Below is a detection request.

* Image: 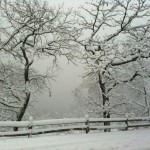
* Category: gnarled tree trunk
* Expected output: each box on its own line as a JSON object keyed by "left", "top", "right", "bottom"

{"left": 14, "top": 92, "right": 31, "bottom": 131}
{"left": 98, "top": 73, "right": 110, "bottom": 132}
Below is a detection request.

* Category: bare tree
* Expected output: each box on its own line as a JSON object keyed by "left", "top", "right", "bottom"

{"left": 0, "top": 61, "right": 50, "bottom": 121}
{"left": 72, "top": 0, "right": 150, "bottom": 129}
{"left": 74, "top": 71, "right": 150, "bottom": 119}
{"left": 0, "top": 0, "right": 76, "bottom": 128}
{"left": 0, "top": 62, "right": 23, "bottom": 122}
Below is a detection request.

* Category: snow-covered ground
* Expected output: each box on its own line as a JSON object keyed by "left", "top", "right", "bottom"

{"left": 0, "top": 129, "right": 150, "bottom": 150}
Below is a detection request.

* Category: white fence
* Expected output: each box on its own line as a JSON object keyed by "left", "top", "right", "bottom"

{"left": 0, "top": 115, "right": 150, "bottom": 137}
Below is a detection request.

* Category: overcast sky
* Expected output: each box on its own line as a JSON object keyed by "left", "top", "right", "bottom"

{"left": 30, "top": 0, "right": 87, "bottom": 119}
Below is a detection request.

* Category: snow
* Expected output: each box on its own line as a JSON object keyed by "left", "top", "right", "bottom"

{"left": 0, "top": 129, "right": 150, "bottom": 150}
{"left": 89, "top": 117, "right": 150, "bottom": 122}
{"left": 0, "top": 125, "right": 87, "bottom": 136}
{"left": 0, "top": 118, "right": 86, "bottom": 127}
{"left": 89, "top": 117, "right": 127, "bottom": 122}
{"left": 90, "top": 125, "right": 127, "bottom": 130}
{"left": 0, "top": 117, "right": 149, "bottom": 127}
{"left": 0, "top": 121, "right": 29, "bottom": 127}
{"left": 33, "top": 118, "right": 86, "bottom": 126}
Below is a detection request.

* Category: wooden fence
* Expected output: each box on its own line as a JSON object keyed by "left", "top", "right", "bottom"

{"left": 0, "top": 115, "right": 150, "bottom": 137}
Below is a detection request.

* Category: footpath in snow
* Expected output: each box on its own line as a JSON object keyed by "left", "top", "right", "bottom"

{"left": 0, "top": 129, "right": 150, "bottom": 150}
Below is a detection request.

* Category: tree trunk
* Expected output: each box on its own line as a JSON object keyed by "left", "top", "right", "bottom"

{"left": 98, "top": 73, "right": 110, "bottom": 132}
{"left": 13, "top": 57, "right": 32, "bottom": 131}
{"left": 14, "top": 92, "right": 31, "bottom": 131}
{"left": 103, "top": 110, "right": 110, "bottom": 132}
{"left": 144, "top": 86, "right": 150, "bottom": 117}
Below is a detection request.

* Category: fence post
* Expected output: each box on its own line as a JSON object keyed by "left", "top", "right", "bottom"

{"left": 28, "top": 116, "right": 33, "bottom": 138}
{"left": 125, "top": 118, "right": 128, "bottom": 131}
{"left": 85, "top": 114, "right": 89, "bottom": 134}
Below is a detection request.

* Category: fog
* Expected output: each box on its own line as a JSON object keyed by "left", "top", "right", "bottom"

{"left": 31, "top": 57, "right": 85, "bottom": 118}
{"left": 18, "top": 0, "right": 87, "bottom": 118}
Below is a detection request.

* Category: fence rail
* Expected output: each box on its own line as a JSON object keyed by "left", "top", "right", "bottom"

{"left": 0, "top": 115, "right": 150, "bottom": 137}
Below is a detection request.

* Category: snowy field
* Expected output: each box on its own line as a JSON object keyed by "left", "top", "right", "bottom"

{"left": 0, "top": 129, "right": 150, "bottom": 150}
